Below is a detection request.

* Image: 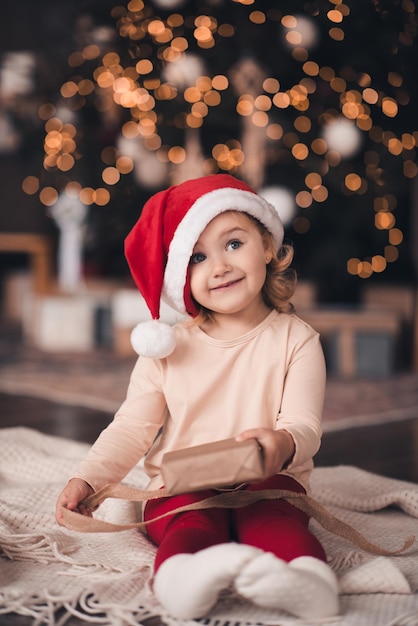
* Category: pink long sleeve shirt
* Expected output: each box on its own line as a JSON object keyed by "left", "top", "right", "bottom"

{"left": 74, "top": 310, "right": 326, "bottom": 493}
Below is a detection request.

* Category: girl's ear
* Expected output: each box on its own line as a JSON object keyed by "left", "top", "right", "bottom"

{"left": 265, "top": 253, "right": 272, "bottom": 264}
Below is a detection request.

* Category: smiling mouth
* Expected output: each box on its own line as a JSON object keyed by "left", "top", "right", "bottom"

{"left": 211, "top": 278, "right": 243, "bottom": 291}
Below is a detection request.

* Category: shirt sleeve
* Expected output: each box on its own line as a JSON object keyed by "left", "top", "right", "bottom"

{"left": 73, "top": 356, "right": 167, "bottom": 491}
{"left": 275, "top": 329, "right": 326, "bottom": 470}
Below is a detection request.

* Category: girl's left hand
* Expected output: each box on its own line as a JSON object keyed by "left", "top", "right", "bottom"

{"left": 236, "top": 428, "right": 295, "bottom": 478}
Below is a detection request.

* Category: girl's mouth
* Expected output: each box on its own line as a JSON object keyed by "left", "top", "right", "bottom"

{"left": 211, "top": 278, "right": 243, "bottom": 291}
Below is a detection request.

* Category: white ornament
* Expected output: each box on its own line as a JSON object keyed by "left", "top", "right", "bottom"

{"left": 282, "top": 15, "right": 320, "bottom": 50}
{"left": 117, "top": 135, "right": 168, "bottom": 188}
{"left": 322, "top": 118, "right": 363, "bottom": 158}
{"left": 260, "top": 186, "right": 296, "bottom": 226}
{"left": 162, "top": 54, "right": 206, "bottom": 89}
{"left": 153, "top": 0, "right": 187, "bottom": 9}
{"left": 49, "top": 193, "right": 88, "bottom": 293}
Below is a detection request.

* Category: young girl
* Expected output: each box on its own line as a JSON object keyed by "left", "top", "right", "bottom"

{"left": 56, "top": 174, "right": 339, "bottom": 620}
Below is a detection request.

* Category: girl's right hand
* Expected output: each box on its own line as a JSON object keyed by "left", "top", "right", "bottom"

{"left": 55, "top": 478, "right": 94, "bottom": 525}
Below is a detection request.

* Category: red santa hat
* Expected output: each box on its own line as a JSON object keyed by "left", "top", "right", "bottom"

{"left": 125, "top": 173, "right": 284, "bottom": 358}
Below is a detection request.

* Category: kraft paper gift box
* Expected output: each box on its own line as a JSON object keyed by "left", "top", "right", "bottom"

{"left": 161, "top": 438, "right": 264, "bottom": 495}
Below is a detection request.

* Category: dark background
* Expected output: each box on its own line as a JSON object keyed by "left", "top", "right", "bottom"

{"left": 1, "top": 0, "right": 417, "bottom": 302}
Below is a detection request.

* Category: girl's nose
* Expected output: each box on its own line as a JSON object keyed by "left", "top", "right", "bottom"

{"left": 212, "top": 254, "right": 231, "bottom": 276}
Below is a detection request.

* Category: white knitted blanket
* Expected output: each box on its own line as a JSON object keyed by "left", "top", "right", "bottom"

{"left": 1, "top": 427, "right": 418, "bottom": 626}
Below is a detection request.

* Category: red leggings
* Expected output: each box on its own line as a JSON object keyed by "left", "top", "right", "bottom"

{"left": 143, "top": 475, "right": 326, "bottom": 572}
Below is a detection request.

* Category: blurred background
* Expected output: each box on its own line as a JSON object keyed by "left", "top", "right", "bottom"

{"left": 1, "top": 0, "right": 418, "bottom": 479}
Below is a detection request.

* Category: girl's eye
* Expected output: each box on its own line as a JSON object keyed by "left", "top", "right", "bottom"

{"left": 190, "top": 252, "right": 206, "bottom": 265}
{"left": 227, "top": 239, "right": 242, "bottom": 251}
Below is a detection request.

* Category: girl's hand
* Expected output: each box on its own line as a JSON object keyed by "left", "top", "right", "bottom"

{"left": 55, "top": 478, "right": 94, "bottom": 525}
{"left": 236, "top": 428, "right": 295, "bottom": 478}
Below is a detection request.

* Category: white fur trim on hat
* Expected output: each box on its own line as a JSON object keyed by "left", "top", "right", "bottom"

{"left": 162, "top": 187, "right": 284, "bottom": 314}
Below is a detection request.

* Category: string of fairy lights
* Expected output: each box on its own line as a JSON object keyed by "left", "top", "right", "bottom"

{"left": 21, "top": 0, "right": 418, "bottom": 282}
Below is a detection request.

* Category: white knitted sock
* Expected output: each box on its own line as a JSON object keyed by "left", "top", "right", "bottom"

{"left": 235, "top": 553, "right": 339, "bottom": 619}
{"left": 153, "top": 543, "right": 262, "bottom": 620}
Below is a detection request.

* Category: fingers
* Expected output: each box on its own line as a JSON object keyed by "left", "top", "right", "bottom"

{"left": 55, "top": 479, "right": 94, "bottom": 525}
{"left": 236, "top": 428, "right": 264, "bottom": 442}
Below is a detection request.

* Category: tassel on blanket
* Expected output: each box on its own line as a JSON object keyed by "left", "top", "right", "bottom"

{"left": 61, "top": 483, "right": 415, "bottom": 557}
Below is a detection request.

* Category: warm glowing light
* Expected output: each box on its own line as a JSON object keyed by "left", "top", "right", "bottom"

{"left": 263, "top": 78, "right": 280, "bottom": 93}
{"left": 266, "top": 124, "right": 283, "bottom": 140}
{"left": 327, "top": 9, "right": 343, "bottom": 23}
{"left": 329, "top": 27, "right": 344, "bottom": 41}
{"left": 78, "top": 79, "right": 95, "bottom": 96}
{"left": 296, "top": 190, "right": 313, "bottom": 208}
{"left": 204, "top": 90, "right": 221, "bottom": 106}
{"left": 127, "top": 0, "right": 144, "bottom": 10}
{"left": 83, "top": 45, "right": 100, "bottom": 61}
{"left": 184, "top": 87, "right": 202, "bottom": 103}
{"left": 191, "top": 101, "right": 208, "bottom": 117}
{"left": 195, "top": 76, "right": 211, "bottom": 92}
{"left": 40, "top": 187, "right": 59, "bottom": 206}
{"left": 292, "top": 143, "right": 309, "bottom": 160}
{"left": 255, "top": 95, "right": 272, "bottom": 111}
{"left": 79, "top": 187, "right": 96, "bottom": 205}
{"left": 95, "top": 188, "right": 111, "bottom": 206}
{"left": 371, "top": 255, "right": 387, "bottom": 273}
{"left": 103, "top": 52, "right": 120, "bottom": 67}
{"left": 294, "top": 116, "right": 311, "bottom": 132}
{"left": 22, "top": 176, "right": 39, "bottom": 195}
{"left": 252, "top": 111, "right": 269, "bottom": 127}
{"left": 311, "top": 138, "right": 327, "bottom": 154}
{"left": 212, "top": 75, "right": 228, "bottom": 90}
{"left": 311, "top": 186, "right": 328, "bottom": 202}
{"left": 375, "top": 211, "right": 396, "bottom": 229}
{"left": 384, "top": 245, "right": 399, "bottom": 262}
{"left": 381, "top": 97, "right": 398, "bottom": 118}
{"left": 61, "top": 82, "right": 78, "bottom": 98}
{"left": 347, "top": 258, "right": 361, "bottom": 275}
{"left": 148, "top": 19, "right": 165, "bottom": 37}
{"left": 388, "top": 72, "right": 403, "bottom": 87}
{"left": 302, "top": 61, "right": 319, "bottom": 76}
{"left": 56, "top": 154, "right": 75, "bottom": 171}
{"left": 389, "top": 228, "right": 403, "bottom": 245}
{"left": 249, "top": 11, "right": 266, "bottom": 24}
{"left": 96, "top": 70, "right": 115, "bottom": 89}
{"left": 272, "top": 92, "right": 290, "bottom": 108}
{"left": 387, "top": 138, "right": 403, "bottom": 155}
{"left": 404, "top": 161, "right": 418, "bottom": 178}
{"left": 236, "top": 96, "right": 254, "bottom": 116}
{"left": 136, "top": 59, "right": 153, "bottom": 74}
{"left": 38, "top": 103, "right": 56, "bottom": 120}
{"left": 216, "top": 23, "right": 233, "bottom": 37}
{"left": 305, "top": 173, "right": 322, "bottom": 189}
{"left": 102, "top": 167, "right": 120, "bottom": 185}
{"left": 168, "top": 146, "right": 186, "bottom": 163}
{"left": 362, "top": 88, "right": 378, "bottom": 104}
{"left": 344, "top": 173, "right": 362, "bottom": 191}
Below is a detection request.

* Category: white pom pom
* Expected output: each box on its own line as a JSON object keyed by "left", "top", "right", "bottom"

{"left": 130, "top": 320, "right": 176, "bottom": 358}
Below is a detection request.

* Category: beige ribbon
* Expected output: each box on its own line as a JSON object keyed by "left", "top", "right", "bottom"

{"left": 61, "top": 482, "right": 415, "bottom": 557}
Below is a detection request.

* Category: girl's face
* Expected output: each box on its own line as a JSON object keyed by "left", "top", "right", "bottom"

{"left": 189, "top": 211, "right": 272, "bottom": 321}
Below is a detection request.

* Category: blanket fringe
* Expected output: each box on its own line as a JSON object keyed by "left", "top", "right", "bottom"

{"left": 0, "top": 533, "right": 79, "bottom": 564}
{"left": 1, "top": 587, "right": 160, "bottom": 626}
